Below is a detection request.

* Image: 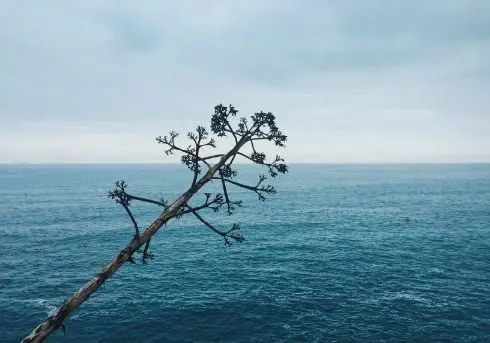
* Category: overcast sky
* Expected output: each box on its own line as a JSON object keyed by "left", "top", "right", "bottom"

{"left": 1, "top": 1, "right": 489, "bottom": 163}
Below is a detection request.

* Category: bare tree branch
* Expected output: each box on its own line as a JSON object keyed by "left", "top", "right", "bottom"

{"left": 141, "top": 237, "right": 154, "bottom": 264}
{"left": 211, "top": 176, "right": 276, "bottom": 201}
{"left": 108, "top": 181, "right": 140, "bottom": 238}
{"left": 186, "top": 204, "right": 244, "bottom": 246}
{"left": 156, "top": 133, "right": 212, "bottom": 169}
{"left": 127, "top": 194, "right": 167, "bottom": 207}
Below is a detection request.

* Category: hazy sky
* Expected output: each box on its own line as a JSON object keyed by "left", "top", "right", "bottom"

{"left": 1, "top": 1, "right": 489, "bottom": 163}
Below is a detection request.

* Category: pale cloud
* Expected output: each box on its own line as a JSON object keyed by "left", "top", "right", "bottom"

{"left": 0, "top": 0, "right": 489, "bottom": 163}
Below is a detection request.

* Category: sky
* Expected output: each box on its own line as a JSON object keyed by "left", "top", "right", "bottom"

{"left": 1, "top": 0, "right": 489, "bottom": 163}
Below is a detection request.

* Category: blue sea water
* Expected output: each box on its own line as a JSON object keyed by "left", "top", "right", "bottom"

{"left": 0, "top": 164, "right": 489, "bottom": 342}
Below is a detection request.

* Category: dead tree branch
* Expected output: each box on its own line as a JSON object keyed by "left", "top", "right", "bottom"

{"left": 22, "top": 104, "right": 288, "bottom": 342}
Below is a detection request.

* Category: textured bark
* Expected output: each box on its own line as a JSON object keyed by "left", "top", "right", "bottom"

{"left": 21, "top": 140, "right": 246, "bottom": 343}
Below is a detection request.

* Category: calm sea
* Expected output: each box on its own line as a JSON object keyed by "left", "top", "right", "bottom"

{"left": 0, "top": 164, "right": 489, "bottom": 342}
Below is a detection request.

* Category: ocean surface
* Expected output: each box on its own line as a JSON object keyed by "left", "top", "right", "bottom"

{"left": 0, "top": 164, "right": 489, "bottom": 343}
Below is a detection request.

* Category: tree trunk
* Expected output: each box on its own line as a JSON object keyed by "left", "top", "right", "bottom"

{"left": 22, "top": 140, "right": 245, "bottom": 342}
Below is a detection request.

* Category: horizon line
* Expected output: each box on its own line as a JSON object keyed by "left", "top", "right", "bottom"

{"left": 1, "top": 161, "right": 489, "bottom": 165}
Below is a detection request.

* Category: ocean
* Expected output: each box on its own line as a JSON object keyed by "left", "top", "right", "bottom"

{"left": 0, "top": 164, "right": 489, "bottom": 342}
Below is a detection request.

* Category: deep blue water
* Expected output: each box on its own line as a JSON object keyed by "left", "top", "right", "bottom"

{"left": 0, "top": 164, "right": 489, "bottom": 342}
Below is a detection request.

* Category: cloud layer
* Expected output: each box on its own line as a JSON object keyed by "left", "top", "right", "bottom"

{"left": 1, "top": 1, "right": 489, "bottom": 162}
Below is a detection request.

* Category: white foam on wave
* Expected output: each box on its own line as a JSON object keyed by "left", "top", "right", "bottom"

{"left": 428, "top": 267, "right": 444, "bottom": 274}
{"left": 382, "top": 291, "right": 429, "bottom": 304}
{"left": 10, "top": 298, "right": 59, "bottom": 315}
